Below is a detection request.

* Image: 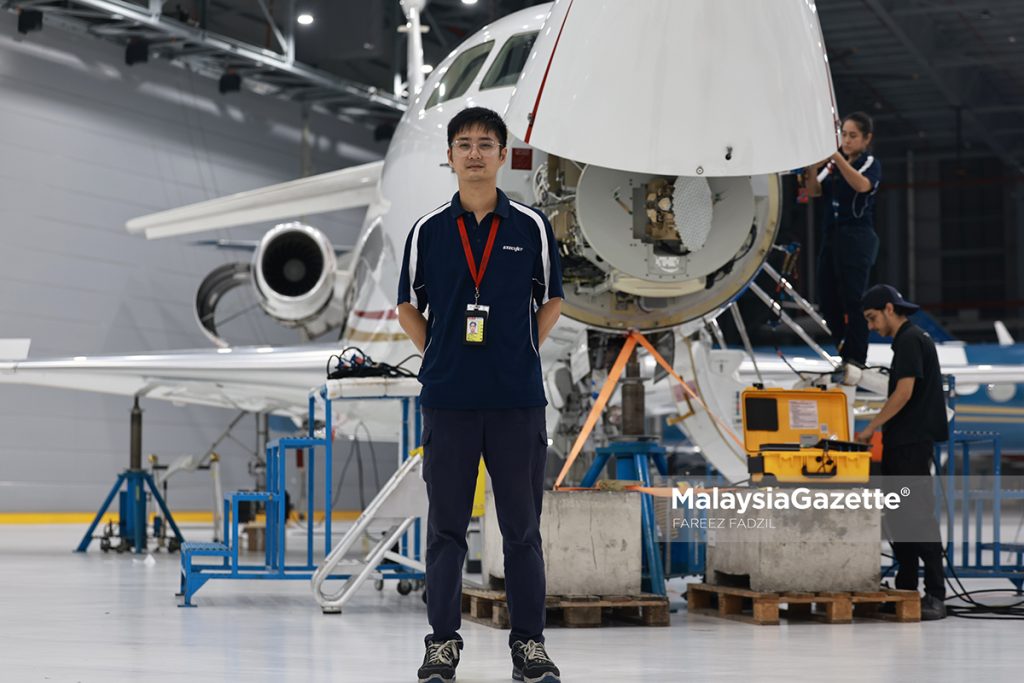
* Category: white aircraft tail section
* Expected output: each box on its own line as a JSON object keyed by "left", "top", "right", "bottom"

{"left": 995, "top": 321, "right": 1015, "bottom": 346}
{"left": 125, "top": 160, "right": 384, "bottom": 239}
{"left": 0, "top": 339, "right": 31, "bottom": 361}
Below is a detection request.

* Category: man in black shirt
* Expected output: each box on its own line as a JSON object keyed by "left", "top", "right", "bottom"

{"left": 855, "top": 284, "right": 949, "bottom": 620}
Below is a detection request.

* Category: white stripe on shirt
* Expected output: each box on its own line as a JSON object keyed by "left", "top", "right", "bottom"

{"left": 510, "top": 201, "right": 551, "bottom": 304}
{"left": 406, "top": 202, "right": 450, "bottom": 309}
{"left": 860, "top": 155, "right": 880, "bottom": 193}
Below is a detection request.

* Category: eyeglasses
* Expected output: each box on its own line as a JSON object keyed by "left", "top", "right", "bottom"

{"left": 450, "top": 139, "right": 502, "bottom": 156}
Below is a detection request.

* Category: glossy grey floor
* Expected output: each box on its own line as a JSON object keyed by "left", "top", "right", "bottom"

{"left": 1, "top": 525, "right": 1022, "bottom": 682}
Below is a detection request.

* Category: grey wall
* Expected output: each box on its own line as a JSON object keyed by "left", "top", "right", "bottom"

{"left": 0, "top": 21, "right": 395, "bottom": 512}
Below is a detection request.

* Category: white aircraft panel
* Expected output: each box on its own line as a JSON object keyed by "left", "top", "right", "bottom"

{"left": 505, "top": 0, "right": 838, "bottom": 176}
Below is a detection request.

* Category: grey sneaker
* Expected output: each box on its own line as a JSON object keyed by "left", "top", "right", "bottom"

{"left": 921, "top": 594, "right": 947, "bottom": 621}
{"left": 418, "top": 638, "right": 462, "bottom": 683}
{"left": 511, "top": 640, "right": 560, "bottom": 683}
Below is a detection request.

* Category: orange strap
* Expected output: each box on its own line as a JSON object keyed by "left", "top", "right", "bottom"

{"left": 553, "top": 485, "right": 680, "bottom": 497}
{"left": 631, "top": 332, "right": 745, "bottom": 451}
{"left": 552, "top": 334, "right": 637, "bottom": 489}
{"left": 552, "top": 330, "right": 745, "bottom": 491}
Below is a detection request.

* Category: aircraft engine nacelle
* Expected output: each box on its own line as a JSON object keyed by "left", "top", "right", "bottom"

{"left": 530, "top": 155, "right": 780, "bottom": 331}
{"left": 252, "top": 222, "right": 349, "bottom": 338}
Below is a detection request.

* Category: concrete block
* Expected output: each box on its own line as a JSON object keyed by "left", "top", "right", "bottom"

{"left": 703, "top": 490, "right": 881, "bottom": 593}
{"left": 482, "top": 490, "right": 642, "bottom": 595}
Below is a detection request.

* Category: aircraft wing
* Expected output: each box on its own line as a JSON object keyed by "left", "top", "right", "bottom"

{"left": 126, "top": 160, "right": 385, "bottom": 240}
{"left": 0, "top": 343, "right": 420, "bottom": 418}
{"left": 738, "top": 354, "right": 1024, "bottom": 386}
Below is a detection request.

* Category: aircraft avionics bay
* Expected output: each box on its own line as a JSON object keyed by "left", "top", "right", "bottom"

{"left": 1, "top": 1, "right": 1023, "bottom": 681}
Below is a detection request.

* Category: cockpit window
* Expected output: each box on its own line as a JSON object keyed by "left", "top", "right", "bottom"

{"left": 425, "top": 41, "right": 495, "bottom": 109}
{"left": 480, "top": 32, "right": 539, "bottom": 90}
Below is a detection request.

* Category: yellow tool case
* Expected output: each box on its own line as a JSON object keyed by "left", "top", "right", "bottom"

{"left": 741, "top": 386, "right": 871, "bottom": 484}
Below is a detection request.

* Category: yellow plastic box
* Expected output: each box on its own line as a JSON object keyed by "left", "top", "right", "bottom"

{"left": 741, "top": 386, "right": 870, "bottom": 484}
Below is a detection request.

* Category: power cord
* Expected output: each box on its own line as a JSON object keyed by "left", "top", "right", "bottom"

{"left": 941, "top": 549, "right": 1024, "bottom": 620}
{"left": 769, "top": 326, "right": 815, "bottom": 381}
{"left": 326, "top": 347, "right": 419, "bottom": 380}
{"left": 895, "top": 473, "right": 1024, "bottom": 619}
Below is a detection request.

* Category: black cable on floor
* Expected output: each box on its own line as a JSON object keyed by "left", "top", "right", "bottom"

{"left": 942, "top": 553, "right": 1024, "bottom": 620}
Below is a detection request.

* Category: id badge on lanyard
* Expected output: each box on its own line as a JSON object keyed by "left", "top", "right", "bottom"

{"left": 464, "top": 304, "right": 489, "bottom": 345}
{"left": 457, "top": 214, "right": 500, "bottom": 347}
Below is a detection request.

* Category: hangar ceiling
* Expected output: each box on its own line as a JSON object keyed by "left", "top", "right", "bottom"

{"left": 3, "top": 0, "right": 1023, "bottom": 160}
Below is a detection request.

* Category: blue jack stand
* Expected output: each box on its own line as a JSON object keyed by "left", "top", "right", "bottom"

{"left": 580, "top": 441, "right": 669, "bottom": 595}
{"left": 76, "top": 469, "right": 185, "bottom": 554}
{"left": 75, "top": 397, "right": 184, "bottom": 554}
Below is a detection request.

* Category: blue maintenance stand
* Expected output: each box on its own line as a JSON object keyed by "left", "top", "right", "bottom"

{"left": 76, "top": 397, "right": 185, "bottom": 554}
{"left": 76, "top": 469, "right": 185, "bottom": 554}
{"left": 924, "top": 375, "right": 1024, "bottom": 589}
{"left": 178, "top": 385, "right": 424, "bottom": 606}
{"left": 579, "top": 440, "right": 669, "bottom": 595}
{"left": 935, "top": 429, "right": 1024, "bottom": 588}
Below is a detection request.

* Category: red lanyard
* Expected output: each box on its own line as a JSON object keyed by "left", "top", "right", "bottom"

{"left": 456, "top": 214, "right": 500, "bottom": 304}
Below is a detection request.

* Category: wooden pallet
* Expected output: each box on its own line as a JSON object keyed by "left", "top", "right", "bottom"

{"left": 686, "top": 583, "right": 921, "bottom": 624}
{"left": 461, "top": 586, "right": 670, "bottom": 628}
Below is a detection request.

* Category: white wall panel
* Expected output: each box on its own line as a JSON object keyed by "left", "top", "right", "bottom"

{"left": 0, "top": 20, "right": 391, "bottom": 512}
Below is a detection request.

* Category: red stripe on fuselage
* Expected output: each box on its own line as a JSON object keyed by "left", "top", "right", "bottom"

{"left": 524, "top": 0, "right": 576, "bottom": 144}
{"left": 353, "top": 309, "right": 399, "bottom": 319}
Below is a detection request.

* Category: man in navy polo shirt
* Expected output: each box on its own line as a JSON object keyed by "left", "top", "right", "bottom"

{"left": 398, "top": 107, "right": 563, "bottom": 683}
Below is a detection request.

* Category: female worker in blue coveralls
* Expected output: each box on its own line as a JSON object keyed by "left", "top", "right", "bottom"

{"left": 805, "top": 112, "right": 882, "bottom": 367}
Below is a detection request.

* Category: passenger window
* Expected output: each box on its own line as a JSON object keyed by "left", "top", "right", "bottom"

{"left": 425, "top": 41, "right": 494, "bottom": 108}
{"left": 480, "top": 32, "right": 539, "bottom": 90}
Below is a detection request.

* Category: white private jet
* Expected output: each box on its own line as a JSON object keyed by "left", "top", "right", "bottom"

{"left": 5, "top": 0, "right": 990, "bottom": 484}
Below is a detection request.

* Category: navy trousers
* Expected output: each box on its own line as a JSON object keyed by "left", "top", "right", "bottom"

{"left": 421, "top": 406, "right": 548, "bottom": 647}
{"left": 817, "top": 223, "right": 879, "bottom": 365}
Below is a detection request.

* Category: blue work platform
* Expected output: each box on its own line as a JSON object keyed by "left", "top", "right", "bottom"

{"left": 925, "top": 376, "right": 1024, "bottom": 590}
{"left": 178, "top": 383, "right": 423, "bottom": 606}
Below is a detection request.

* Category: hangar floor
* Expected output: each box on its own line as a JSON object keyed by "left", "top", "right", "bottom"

{"left": 0, "top": 525, "right": 1020, "bottom": 682}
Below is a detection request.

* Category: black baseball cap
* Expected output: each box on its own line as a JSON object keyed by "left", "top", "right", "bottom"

{"left": 861, "top": 284, "right": 919, "bottom": 313}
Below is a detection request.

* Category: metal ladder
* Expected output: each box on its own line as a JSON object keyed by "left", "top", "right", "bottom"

{"left": 311, "top": 452, "right": 429, "bottom": 613}
{"left": 748, "top": 262, "right": 839, "bottom": 369}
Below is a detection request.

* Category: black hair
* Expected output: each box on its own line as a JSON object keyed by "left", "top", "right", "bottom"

{"left": 447, "top": 106, "right": 508, "bottom": 148}
{"left": 842, "top": 111, "right": 874, "bottom": 139}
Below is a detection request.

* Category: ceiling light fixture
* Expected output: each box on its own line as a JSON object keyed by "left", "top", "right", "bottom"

{"left": 297, "top": 13, "right": 314, "bottom": 25}
{"left": 461, "top": 0, "right": 479, "bottom": 5}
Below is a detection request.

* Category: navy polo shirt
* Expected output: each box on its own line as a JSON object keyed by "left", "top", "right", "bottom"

{"left": 397, "top": 189, "right": 564, "bottom": 410}
{"left": 819, "top": 153, "right": 882, "bottom": 230}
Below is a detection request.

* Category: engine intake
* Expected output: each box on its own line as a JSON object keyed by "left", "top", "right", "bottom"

{"left": 253, "top": 222, "right": 338, "bottom": 323}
